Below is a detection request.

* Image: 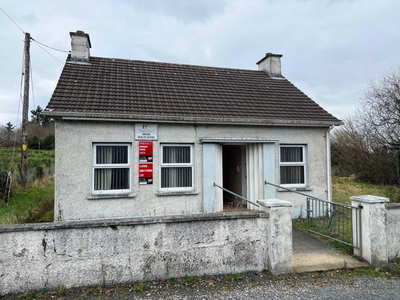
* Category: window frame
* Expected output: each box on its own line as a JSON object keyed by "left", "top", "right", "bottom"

{"left": 159, "top": 143, "right": 195, "bottom": 192}
{"left": 279, "top": 144, "right": 307, "bottom": 188}
{"left": 92, "top": 143, "right": 132, "bottom": 195}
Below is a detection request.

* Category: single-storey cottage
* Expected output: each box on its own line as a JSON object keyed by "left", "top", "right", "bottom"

{"left": 44, "top": 30, "right": 342, "bottom": 221}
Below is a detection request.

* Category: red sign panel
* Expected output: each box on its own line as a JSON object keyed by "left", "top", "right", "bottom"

{"left": 139, "top": 141, "right": 153, "bottom": 162}
{"left": 139, "top": 141, "right": 153, "bottom": 155}
{"left": 139, "top": 163, "right": 153, "bottom": 178}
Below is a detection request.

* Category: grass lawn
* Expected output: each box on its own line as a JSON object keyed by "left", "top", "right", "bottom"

{"left": 0, "top": 148, "right": 55, "bottom": 170}
{"left": 332, "top": 176, "right": 400, "bottom": 205}
{"left": 0, "top": 176, "right": 54, "bottom": 225}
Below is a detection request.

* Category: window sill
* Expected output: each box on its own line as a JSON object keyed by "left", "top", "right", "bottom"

{"left": 277, "top": 187, "right": 312, "bottom": 192}
{"left": 156, "top": 190, "right": 200, "bottom": 197}
{"left": 87, "top": 193, "right": 136, "bottom": 200}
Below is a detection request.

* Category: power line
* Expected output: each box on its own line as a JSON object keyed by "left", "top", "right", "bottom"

{"left": 1, "top": 7, "right": 69, "bottom": 56}
{"left": 0, "top": 6, "right": 25, "bottom": 34}
{"left": 31, "top": 38, "right": 69, "bottom": 53}
{"left": 33, "top": 40, "right": 64, "bottom": 64}
{"left": 30, "top": 60, "right": 36, "bottom": 109}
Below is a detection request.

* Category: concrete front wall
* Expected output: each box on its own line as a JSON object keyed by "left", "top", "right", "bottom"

{"left": 0, "top": 214, "right": 269, "bottom": 296}
{"left": 387, "top": 204, "right": 400, "bottom": 260}
{"left": 55, "top": 120, "right": 329, "bottom": 220}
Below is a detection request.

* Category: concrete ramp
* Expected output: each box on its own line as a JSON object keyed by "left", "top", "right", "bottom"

{"left": 293, "top": 226, "right": 368, "bottom": 273}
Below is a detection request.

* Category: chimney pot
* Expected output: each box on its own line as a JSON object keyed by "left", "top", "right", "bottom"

{"left": 69, "top": 30, "right": 91, "bottom": 63}
{"left": 256, "top": 52, "right": 283, "bottom": 76}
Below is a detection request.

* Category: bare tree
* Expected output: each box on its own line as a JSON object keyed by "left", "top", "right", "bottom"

{"left": 332, "top": 117, "right": 398, "bottom": 185}
{"left": 359, "top": 68, "right": 400, "bottom": 147}
{"left": 331, "top": 68, "right": 400, "bottom": 185}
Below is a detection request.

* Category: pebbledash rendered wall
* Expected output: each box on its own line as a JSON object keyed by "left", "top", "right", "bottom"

{"left": 55, "top": 120, "right": 330, "bottom": 221}
{"left": 387, "top": 204, "right": 400, "bottom": 260}
{"left": 0, "top": 201, "right": 293, "bottom": 296}
{"left": 350, "top": 196, "right": 400, "bottom": 265}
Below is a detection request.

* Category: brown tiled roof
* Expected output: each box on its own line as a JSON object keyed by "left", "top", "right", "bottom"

{"left": 45, "top": 56, "right": 341, "bottom": 125}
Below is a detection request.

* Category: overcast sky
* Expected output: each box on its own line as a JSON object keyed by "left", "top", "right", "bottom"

{"left": 1, "top": 0, "right": 400, "bottom": 126}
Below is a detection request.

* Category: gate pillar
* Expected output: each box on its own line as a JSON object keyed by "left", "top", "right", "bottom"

{"left": 351, "top": 195, "right": 389, "bottom": 266}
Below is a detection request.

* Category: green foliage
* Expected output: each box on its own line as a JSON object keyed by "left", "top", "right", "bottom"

{"left": 0, "top": 148, "right": 54, "bottom": 171}
{"left": 28, "top": 134, "right": 55, "bottom": 150}
{"left": 51, "top": 285, "right": 68, "bottom": 296}
{"left": 42, "top": 134, "right": 55, "bottom": 150}
{"left": 30, "top": 106, "right": 51, "bottom": 126}
{"left": 183, "top": 276, "right": 196, "bottom": 284}
{"left": 134, "top": 283, "right": 148, "bottom": 292}
{"left": 20, "top": 290, "right": 43, "bottom": 299}
{"left": 0, "top": 177, "right": 54, "bottom": 224}
{"left": 223, "top": 274, "right": 243, "bottom": 281}
{"left": 349, "top": 267, "right": 389, "bottom": 277}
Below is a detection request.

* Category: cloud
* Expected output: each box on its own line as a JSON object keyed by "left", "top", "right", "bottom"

{"left": 1, "top": 0, "right": 400, "bottom": 126}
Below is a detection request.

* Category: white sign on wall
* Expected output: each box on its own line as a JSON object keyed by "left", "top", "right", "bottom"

{"left": 135, "top": 123, "right": 158, "bottom": 140}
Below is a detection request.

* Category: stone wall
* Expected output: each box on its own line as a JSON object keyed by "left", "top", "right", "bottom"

{"left": 387, "top": 204, "right": 400, "bottom": 260}
{"left": 0, "top": 212, "right": 270, "bottom": 296}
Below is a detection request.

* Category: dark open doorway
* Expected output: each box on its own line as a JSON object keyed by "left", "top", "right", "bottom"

{"left": 222, "top": 145, "right": 247, "bottom": 211}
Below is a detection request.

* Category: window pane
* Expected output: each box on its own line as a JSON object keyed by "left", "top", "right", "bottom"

{"left": 281, "top": 147, "right": 303, "bottom": 162}
{"left": 280, "top": 166, "right": 305, "bottom": 184}
{"left": 96, "top": 146, "right": 128, "bottom": 164}
{"left": 163, "top": 146, "right": 190, "bottom": 164}
{"left": 161, "top": 167, "right": 192, "bottom": 188}
{"left": 94, "top": 168, "right": 129, "bottom": 190}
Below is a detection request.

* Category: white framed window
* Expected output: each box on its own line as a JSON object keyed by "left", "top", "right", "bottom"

{"left": 160, "top": 144, "right": 194, "bottom": 191}
{"left": 279, "top": 145, "right": 307, "bottom": 188}
{"left": 92, "top": 143, "right": 132, "bottom": 195}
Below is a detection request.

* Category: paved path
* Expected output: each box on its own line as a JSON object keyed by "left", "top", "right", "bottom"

{"left": 292, "top": 226, "right": 368, "bottom": 273}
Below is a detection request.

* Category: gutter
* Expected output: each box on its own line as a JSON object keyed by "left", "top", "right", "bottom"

{"left": 42, "top": 111, "right": 343, "bottom": 127}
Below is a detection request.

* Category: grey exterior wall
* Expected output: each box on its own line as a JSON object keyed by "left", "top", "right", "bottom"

{"left": 55, "top": 120, "right": 329, "bottom": 221}
{"left": 0, "top": 212, "right": 269, "bottom": 296}
{"left": 387, "top": 204, "right": 400, "bottom": 260}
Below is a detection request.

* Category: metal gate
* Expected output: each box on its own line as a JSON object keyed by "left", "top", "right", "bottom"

{"left": 265, "top": 182, "right": 362, "bottom": 251}
{"left": 306, "top": 197, "right": 361, "bottom": 250}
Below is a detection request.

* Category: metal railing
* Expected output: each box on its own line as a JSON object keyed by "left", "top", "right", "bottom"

{"left": 213, "top": 182, "right": 259, "bottom": 207}
{"left": 265, "top": 181, "right": 362, "bottom": 251}
{"left": 306, "top": 197, "right": 361, "bottom": 248}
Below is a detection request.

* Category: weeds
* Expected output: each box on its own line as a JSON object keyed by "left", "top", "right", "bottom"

{"left": 348, "top": 267, "right": 389, "bottom": 277}
{"left": 20, "top": 290, "right": 43, "bottom": 299}
{"left": 134, "top": 283, "right": 148, "bottom": 292}
{"left": 183, "top": 276, "right": 196, "bottom": 284}
{"left": 223, "top": 274, "right": 243, "bottom": 282}
{"left": 50, "top": 285, "right": 68, "bottom": 296}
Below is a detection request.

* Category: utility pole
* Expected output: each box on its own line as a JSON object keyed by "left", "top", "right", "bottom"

{"left": 20, "top": 32, "right": 30, "bottom": 185}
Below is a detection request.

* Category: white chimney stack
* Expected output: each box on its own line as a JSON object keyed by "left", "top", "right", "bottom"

{"left": 69, "top": 30, "right": 91, "bottom": 63}
{"left": 256, "top": 53, "right": 283, "bottom": 76}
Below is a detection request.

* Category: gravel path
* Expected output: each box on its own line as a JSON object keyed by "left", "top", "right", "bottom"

{"left": 4, "top": 269, "right": 400, "bottom": 299}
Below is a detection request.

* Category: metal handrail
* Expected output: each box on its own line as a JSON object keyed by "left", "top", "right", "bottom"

{"left": 213, "top": 182, "right": 259, "bottom": 207}
{"left": 264, "top": 181, "right": 358, "bottom": 209}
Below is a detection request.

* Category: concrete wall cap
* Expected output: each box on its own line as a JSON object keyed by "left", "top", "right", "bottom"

{"left": 0, "top": 211, "right": 268, "bottom": 233}
{"left": 258, "top": 199, "right": 293, "bottom": 208}
{"left": 350, "top": 195, "right": 390, "bottom": 203}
